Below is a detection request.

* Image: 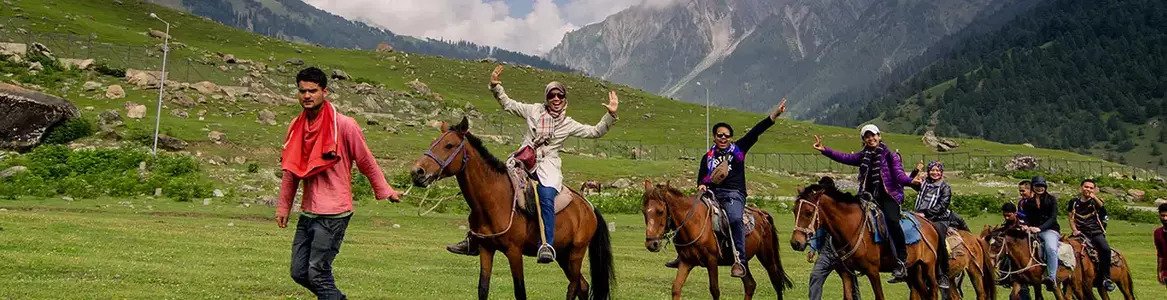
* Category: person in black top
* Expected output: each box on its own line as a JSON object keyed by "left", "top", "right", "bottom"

{"left": 1068, "top": 179, "right": 1115, "bottom": 291}
{"left": 1018, "top": 176, "right": 1061, "bottom": 290}
{"left": 667, "top": 98, "right": 785, "bottom": 278}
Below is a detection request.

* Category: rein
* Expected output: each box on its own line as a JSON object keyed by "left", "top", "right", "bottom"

{"left": 425, "top": 132, "right": 518, "bottom": 239}
{"left": 649, "top": 190, "right": 712, "bottom": 248}
{"left": 795, "top": 191, "right": 870, "bottom": 262}
{"left": 992, "top": 232, "right": 1046, "bottom": 281}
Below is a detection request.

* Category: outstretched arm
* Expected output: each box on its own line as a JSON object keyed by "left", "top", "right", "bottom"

{"left": 489, "top": 65, "right": 539, "bottom": 118}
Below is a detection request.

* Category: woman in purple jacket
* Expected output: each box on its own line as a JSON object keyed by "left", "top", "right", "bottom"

{"left": 812, "top": 124, "right": 914, "bottom": 283}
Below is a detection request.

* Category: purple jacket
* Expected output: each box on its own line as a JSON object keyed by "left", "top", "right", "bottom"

{"left": 820, "top": 144, "right": 914, "bottom": 203}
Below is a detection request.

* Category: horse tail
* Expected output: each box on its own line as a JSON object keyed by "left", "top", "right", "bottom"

{"left": 589, "top": 207, "right": 616, "bottom": 300}
{"left": 978, "top": 237, "right": 997, "bottom": 300}
{"left": 765, "top": 212, "right": 794, "bottom": 294}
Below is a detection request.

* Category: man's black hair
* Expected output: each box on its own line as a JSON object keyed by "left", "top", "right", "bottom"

{"left": 712, "top": 122, "right": 733, "bottom": 137}
{"left": 296, "top": 67, "right": 328, "bottom": 89}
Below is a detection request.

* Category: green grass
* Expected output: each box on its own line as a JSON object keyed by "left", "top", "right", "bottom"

{"left": 0, "top": 196, "right": 1162, "bottom": 299}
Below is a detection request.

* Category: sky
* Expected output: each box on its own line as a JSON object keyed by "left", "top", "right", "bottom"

{"left": 302, "top": 0, "right": 680, "bottom": 56}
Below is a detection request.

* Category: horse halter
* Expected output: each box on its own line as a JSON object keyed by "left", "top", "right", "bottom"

{"left": 646, "top": 189, "right": 710, "bottom": 248}
{"left": 424, "top": 131, "right": 470, "bottom": 175}
{"left": 792, "top": 191, "right": 823, "bottom": 236}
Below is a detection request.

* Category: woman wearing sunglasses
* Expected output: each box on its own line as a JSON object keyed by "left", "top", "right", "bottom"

{"left": 445, "top": 65, "right": 619, "bottom": 264}
{"left": 663, "top": 97, "right": 787, "bottom": 278}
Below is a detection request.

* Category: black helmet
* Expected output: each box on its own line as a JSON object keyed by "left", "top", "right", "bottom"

{"left": 1031, "top": 176, "right": 1048, "bottom": 188}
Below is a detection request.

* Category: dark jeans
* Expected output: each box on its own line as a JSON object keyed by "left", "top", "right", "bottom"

{"left": 809, "top": 248, "right": 861, "bottom": 300}
{"left": 714, "top": 188, "right": 747, "bottom": 264}
{"left": 876, "top": 194, "right": 907, "bottom": 262}
{"left": 931, "top": 221, "right": 951, "bottom": 278}
{"left": 1085, "top": 233, "right": 1112, "bottom": 284}
{"left": 536, "top": 183, "right": 558, "bottom": 247}
{"left": 291, "top": 215, "right": 351, "bottom": 300}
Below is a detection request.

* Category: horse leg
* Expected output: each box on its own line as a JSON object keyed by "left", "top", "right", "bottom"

{"left": 757, "top": 250, "right": 785, "bottom": 298}
{"left": 478, "top": 249, "right": 495, "bottom": 300}
{"left": 1010, "top": 283, "right": 1021, "bottom": 300}
{"left": 505, "top": 249, "right": 527, "bottom": 300}
{"left": 556, "top": 248, "right": 585, "bottom": 300}
{"left": 707, "top": 258, "right": 722, "bottom": 300}
{"left": 671, "top": 262, "right": 694, "bottom": 300}
{"left": 906, "top": 265, "right": 923, "bottom": 300}
{"left": 840, "top": 271, "right": 859, "bottom": 300}
{"left": 868, "top": 269, "right": 887, "bottom": 300}
{"left": 742, "top": 266, "right": 757, "bottom": 300}
{"left": 966, "top": 267, "right": 984, "bottom": 300}
{"left": 1116, "top": 266, "right": 1134, "bottom": 300}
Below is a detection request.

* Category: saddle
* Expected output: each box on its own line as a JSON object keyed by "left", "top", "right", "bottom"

{"left": 1072, "top": 236, "right": 1124, "bottom": 267}
{"left": 945, "top": 231, "right": 966, "bottom": 258}
{"left": 1031, "top": 237, "right": 1077, "bottom": 269}
{"left": 703, "top": 193, "right": 757, "bottom": 266}
{"left": 506, "top": 156, "right": 574, "bottom": 216}
{"left": 861, "top": 197, "right": 924, "bottom": 245}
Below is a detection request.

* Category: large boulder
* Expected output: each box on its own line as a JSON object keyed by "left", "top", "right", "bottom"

{"left": 190, "top": 81, "right": 220, "bottom": 95}
{"left": 82, "top": 81, "right": 102, "bottom": 91}
{"left": 1005, "top": 156, "right": 1039, "bottom": 171}
{"left": 257, "top": 109, "right": 277, "bottom": 126}
{"left": 0, "top": 83, "right": 80, "bottom": 151}
{"left": 125, "top": 69, "right": 168, "bottom": 88}
{"left": 105, "top": 84, "right": 125, "bottom": 99}
{"left": 96, "top": 109, "right": 123, "bottom": 131}
{"left": 125, "top": 103, "right": 147, "bottom": 119}
{"left": 331, "top": 69, "right": 350, "bottom": 80}
{"left": 408, "top": 79, "right": 432, "bottom": 95}
{"left": 922, "top": 130, "right": 960, "bottom": 152}
{"left": 376, "top": 42, "right": 394, "bottom": 53}
{"left": 156, "top": 135, "right": 188, "bottom": 151}
{"left": 0, "top": 42, "right": 27, "bottom": 62}
{"left": 148, "top": 29, "right": 169, "bottom": 39}
{"left": 58, "top": 58, "right": 95, "bottom": 70}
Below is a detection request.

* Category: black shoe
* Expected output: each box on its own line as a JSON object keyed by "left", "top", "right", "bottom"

{"left": 938, "top": 273, "right": 952, "bottom": 289}
{"left": 888, "top": 262, "right": 908, "bottom": 283}
{"left": 536, "top": 244, "right": 556, "bottom": 264}
{"left": 664, "top": 257, "right": 680, "bottom": 269}
{"left": 1100, "top": 279, "right": 1116, "bottom": 292}
{"left": 446, "top": 237, "right": 479, "bottom": 256}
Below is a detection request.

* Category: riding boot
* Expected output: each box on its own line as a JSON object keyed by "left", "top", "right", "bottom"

{"left": 888, "top": 261, "right": 909, "bottom": 283}
{"left": 537, "top": 243, "right": 556, "bottom": 264}
{"left": 731, "top": 262, "right": 747, "bottom": 278}
{"left": 664, "top": 257, "right": 680, "bottom": 268}
{"left": 1099, "top": 278, "right": 1116, "bottom": 292}
{"left": 446, "top": 233, "right": 479, "bottom": 256}
{"left": 937, "top": 272, "right": 952, "bottom": 289}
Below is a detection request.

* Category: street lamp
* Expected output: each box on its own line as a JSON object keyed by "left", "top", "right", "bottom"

{"left": 149, "top": 13, "right": 170, "bottom": 157}
{"left": 697, "top": 81, "right": 710, "bottom": 147}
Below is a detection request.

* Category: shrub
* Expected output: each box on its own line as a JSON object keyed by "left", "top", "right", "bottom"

{"left": 0, "top": 146, "right": 213, "bottom": 201}
{"left": 42, "top": 117, "right": 95, "bottom": 145}
{"left": 94, "top": 63, "right": 126, "bottom": 77}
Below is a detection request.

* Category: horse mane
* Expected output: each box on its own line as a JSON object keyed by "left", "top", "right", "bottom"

{"left": 643, "top": 184, "right": 687, "bottom": 205}
{"left": 463, "top": 133, "right": 508, "bottom": 174}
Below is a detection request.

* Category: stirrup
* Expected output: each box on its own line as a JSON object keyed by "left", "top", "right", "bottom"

{"left": 536, "top": 244, "right": 556, "bottom": 264}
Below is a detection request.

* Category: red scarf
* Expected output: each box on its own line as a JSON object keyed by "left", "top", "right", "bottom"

{"left": 281, "top": 101, "right": 339, "bottom": 178}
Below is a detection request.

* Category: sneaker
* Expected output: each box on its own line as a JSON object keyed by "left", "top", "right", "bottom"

{"left": 446, "top": 237, "right": 479, "bottom": 256}
{"left": 888, "top": 262, "right": 908, "bottom": 283}
{"left": 536, "top": 244, "right": 556, "bottom": 264}
{"left": 938, "top": 273, "right": 952, "bottom": 289}
{"left": 664, "top": 257, "right": 680, "bottom": 269}
{"left": 730, "top": 262, "right": 747, "bottom": 278}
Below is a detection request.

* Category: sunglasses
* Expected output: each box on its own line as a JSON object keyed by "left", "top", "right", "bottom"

{"left": 547, "top": 92, "right": 565, "bottom": 100}
{"left": 715, "top": 133, "right": 732, "bottom": 138}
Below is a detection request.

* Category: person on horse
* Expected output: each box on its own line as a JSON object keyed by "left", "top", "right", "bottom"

{"left": 277, "top": 67, "right": 402, "bottom": 299}
{"left": 1002, "top": 182, "right": 1035, "bottom": 300}
{"left": 908, "top": 160, "right": 968, "bottom": 288}
{"left": 1017, "top": 176, "right": 1061, "bottom": 290}
{"left": 807, "top": 228, "right": 861, "bottom": 300}
{"left": 660, "top": 97, "right": 787, "bottom": 277}
{"left": 1156, "top": 203, "right": 1167, "bottom": 286}
{"left": 1067, "top": 178, "right": 1116, "bottom": 291}
{"left": 814, "top": 124, "right": 914, "bottom": 283}
{"left": 446, "top": 65, "right": 619, "bottom": 264}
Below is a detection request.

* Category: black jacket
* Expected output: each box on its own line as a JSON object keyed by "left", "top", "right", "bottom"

{"left": 697, "top": 117, "right": 775, "bottom": 197}
{"left": 1019, "top": 193, "right": 1060, "bottom": 232}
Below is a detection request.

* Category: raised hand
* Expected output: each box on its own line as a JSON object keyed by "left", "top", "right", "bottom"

{"left": 490, "top": 65, "right": 504, "bottom": 86}
{"left": 602, "top": 90, "right": 619, "bottom": 115}
{"left": 812, "top": 135, "right": 825, "bottom": 151}
{"left": 770, "top": 97, "right": 787, "bottom": 120}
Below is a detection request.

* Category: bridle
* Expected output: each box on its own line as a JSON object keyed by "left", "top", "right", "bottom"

{"left": 646, "top": 189, "right": 711, "bottom": 248}
{"left": 793, "top": 189, "right": 870, "bottom": 262}
{"left": 423, "top": 131, "right": 469, "bottom": 176}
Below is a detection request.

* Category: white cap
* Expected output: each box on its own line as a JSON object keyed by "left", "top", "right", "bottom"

{"left": 860, "top": 124, "right": 880, "bottom": 137}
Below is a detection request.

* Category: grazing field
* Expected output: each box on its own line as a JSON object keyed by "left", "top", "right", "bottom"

{"left": 0, "top": 197, "right": 1160, "bottom": 299}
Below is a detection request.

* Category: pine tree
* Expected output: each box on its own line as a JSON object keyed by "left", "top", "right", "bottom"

{"left": 1153, "top": 143, "right": 1163, "bottom": 156}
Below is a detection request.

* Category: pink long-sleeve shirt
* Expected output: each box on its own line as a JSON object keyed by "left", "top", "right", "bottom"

{"left": 277, "top": 114, "right": 394, "bottom": 217}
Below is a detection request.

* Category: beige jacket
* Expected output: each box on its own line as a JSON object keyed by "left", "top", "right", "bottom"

{"left": 491, "top": 83, "right": 616, "bottom": 191}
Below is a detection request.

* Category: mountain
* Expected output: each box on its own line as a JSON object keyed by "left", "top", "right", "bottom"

{"left": 828, "top": 0, "right": 1167, "bottom": 170}
{"left": 146, "top": 0, "right": 570, "bottom": 71}
{"left": 546, "top": 0, "right": 1042, "bottom": 118}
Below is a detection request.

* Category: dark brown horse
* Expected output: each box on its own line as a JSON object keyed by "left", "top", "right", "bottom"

{"left": 790, "top": 178, "right": 942, "bottom": 300}
{"left": 982, "top": 225, "right": 1073, "bottom": 300}
{"left": 411, "top": 117, "right": 615, "bottom": 300}
{"left": 640, "top": 180, "right": 792, "bottom": 299}
{"left": 1064, "top": 236, "right": 1135, "bottom": 300}
{"left": 943, "top": 230, "right": 997, "bottom": 300}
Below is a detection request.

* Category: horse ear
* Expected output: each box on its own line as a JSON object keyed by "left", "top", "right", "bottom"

{"left": 818, "top": 176, "right": 836, "bottom": 189}
{"left": 665, "top": 180, "right": 672, "bottom": 188}
{"left": 451, "top": 116, "right": 470, "bottom": 133}
{"left": 439, "top": 121, "right": 450, "bottom": 133}
{"left": 643, "top": 179, "right": 653, "bottom": 191}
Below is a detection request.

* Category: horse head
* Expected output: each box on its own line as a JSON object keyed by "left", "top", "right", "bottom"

{"left": 641, "top": 180, "right": 676, "bottom": 252}
{"left": 411, "top": 116, "right": 471, "bottom": 187}
{"left": 790, "top": 177, "right": 836, "bottom": 252}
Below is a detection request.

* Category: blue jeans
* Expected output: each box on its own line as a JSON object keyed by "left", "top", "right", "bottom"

{"left": 714, "top": 189, "right": 746, "bottom": 264}
{"left": 537, "top": 184, "right": 558, "bottom": 247}
{"left": 1038, "top": 230, "right": 1060, "bottom": 281}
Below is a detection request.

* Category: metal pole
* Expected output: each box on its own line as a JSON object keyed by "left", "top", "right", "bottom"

{"left": 150, "top": 14, "right": 170, "bottom": 157}
{"left": 705, "top": 86, "right": 710, "bottom": 147}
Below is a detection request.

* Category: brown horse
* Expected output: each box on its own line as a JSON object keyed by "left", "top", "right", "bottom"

{"left": 982, "top": 225, "right": 1073, "bottom": 300}
{"left": 410, "top": 117, "right": 615, "bottom": 300}
{"left": 943, "top": 230, "right": 997, "bottom": 300}
{"left": 640, "top": 180, "right": 792, "bottom": 299}
{"left": 790, "top": 177, "right": 942, "bottom": 300}
{"left": 1064, "top": 236, "right": 1135, "bottom": 300}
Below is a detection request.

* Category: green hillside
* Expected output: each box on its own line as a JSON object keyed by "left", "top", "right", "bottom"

{"left": 0, "top": 0, "right": 1146, "bottom": 202}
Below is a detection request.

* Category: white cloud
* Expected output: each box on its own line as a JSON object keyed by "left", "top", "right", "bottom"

{"left": 302, "top": 0, "right": 680, "bottom": 56}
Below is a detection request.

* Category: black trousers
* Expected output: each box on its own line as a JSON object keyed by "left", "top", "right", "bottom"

{"left": 290, "top": 215, "right": 351, "bottom": 300}
{"left": 877, "top": 194, "right": 907, "bottom": 262}
{"left": 1085, "top": 233, "right": 1113, "bottom": 284}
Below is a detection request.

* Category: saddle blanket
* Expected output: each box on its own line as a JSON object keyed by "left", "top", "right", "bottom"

{"left": 872, "top": 213, "right": 924, "bottom": 245}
